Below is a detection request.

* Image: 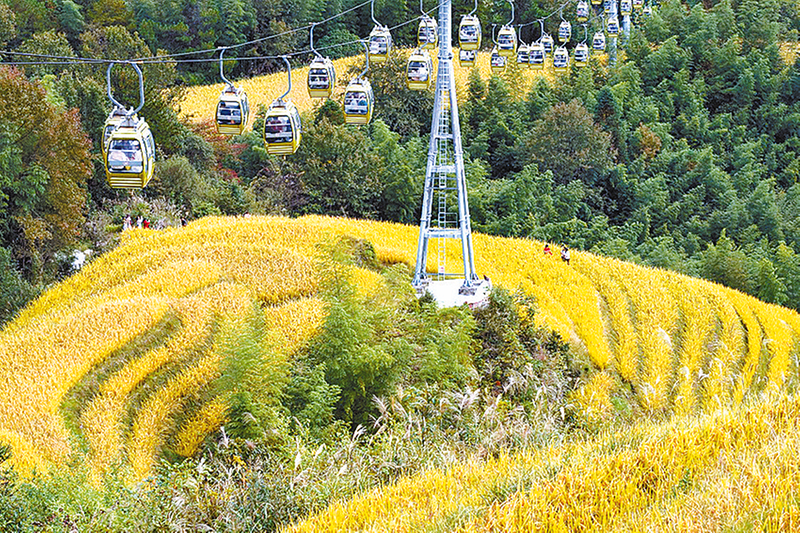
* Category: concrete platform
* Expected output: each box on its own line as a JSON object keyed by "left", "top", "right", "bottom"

{"left": 414, "top": 279, "right": 491, "bottom": 309}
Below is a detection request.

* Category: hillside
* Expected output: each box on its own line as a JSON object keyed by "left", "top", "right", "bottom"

{"left": 1, "top": 215, "right": 798, "bottom": 483}
{"left": 178, "top": 50, "right": 558, "bottom": 123}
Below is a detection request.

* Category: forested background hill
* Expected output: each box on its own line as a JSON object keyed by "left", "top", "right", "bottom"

{"left": 1, "top": 0, "right": 800, "bottom": 320}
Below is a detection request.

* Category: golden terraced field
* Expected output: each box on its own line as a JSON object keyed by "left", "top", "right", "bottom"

{"left": 0, "top": 215, "right": 798, "bottom": 525}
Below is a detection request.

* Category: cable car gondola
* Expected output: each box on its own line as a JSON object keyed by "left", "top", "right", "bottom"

{"left": 607, "top": 15, "right": 620, "bottom": 37}
{"left": 497, "top": 0, "right": 517, "bottom": 57}
{"left": 368, "top": 26, "right": 392, "bottom": 64}
{"left": 459, "top": 12, "right": 482, "bottom": 50}
{"left": 104, "top": 62, "right": 155, "bottom": 189}
{"left": 490, "top": 46, "right": 506, "bottom": 73}
{"left": 541, "top": 32, "right": 554, "bottom": 56}
{"left": 558, "top": 20, "right": 572, "bottom": 43}
{"left": 344, "top": 42, "right": 374, "bottom": 125}
{"left": 215, "top": 48, "right": 250, "bottom": 135}
{"left": 264, "top": 57, "right": 302, "bottom": 155}
{"left": 529, "top": 42, "right": 545, "bottom": 70}
{"left": 574, "top": 43, "right": 589, "bottom": 66}
{"left": 459, "top": 48, "right": 477, "bottom": 68}
{"left": 407, "top": 48, "right": 433, "bottom": 90}
{"left": 418, "top": 16, "right": 438, "bottom": 49}
{"left": 620, "top": 0, "right": 632, "bottom": 15}
{"left": 553, "top": 46, "right": 569, "bottom": 72}
{"left": 418, "top": 0, "right": 438, "bottom": 51}
{"left": 576, "top": 0, "right": 590, "bottom": 22}
{"left": 307, "top": 24, "right": 336, "bottom": 99}
{"left": 643, "top": 3, "right": 652, "bottom": 15}
{"left": 592, "top": 30, "right": 606, "bottom": 52}
{"left": 633, "top": 0, "right": 643, "bottom": 9}
{"left": 603, "top": 0, "right": 613, "bottom": 14}
{"left": 517, "top": 42, "right": 530, "bottom": 64}
{"left": 592, "top": 0, "right": 601, "bottom": 6}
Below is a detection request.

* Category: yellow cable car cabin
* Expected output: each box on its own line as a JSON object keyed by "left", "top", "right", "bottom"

{"left": 553, "top": 46, "right": 570, "bottom": 72}
{"left": 490, "top": 47, "right": 507, "bottom": 73}
{"left": 497, "top": 25, "right": 517, "bottom": 57}
{"left": 459, "top": 15, "right": 481, "bottom": 50}
{"left": 576, "top": 0, "right": 590, "bottom": 22}
{"left": 264, "top": 100, "right": 302, "bottom": 155}
{"left": 558, "top": 20, "right": 572, "bottom": 43}
{"left": 516, "top": 43, "right": 530, "bottom": 65}
{"left": 343, "top": 78, "right": 374, "bottom": 125}
{"left": 458, "top": 49, "right": 476, "bottom": 68}
{"left": 633, "top": 0, "right": 643, "bottom": 8}
{"left": 216, "top": 85, "right": 249, "bottom": 135}
{"left": 307, "top": 56, "right": 336, "bottom": 99}
{"left": 593, "top": 31, "right": 606, "bottom": 52}
{"left": 621, "top": 0, "right": 632, "bottom": 15}
{"left": 418, "top": 16, "right": 438, "bottom": 49}
{"left": 574, "top": 43, "right": 589, "bottom": 66}
{"left": 541, "top": 33, "right": 554, "bottom": 56}
{"left": 603, "top": 0, "right": 612, "bottom": 13}
{"left": 105, "top": 117, "right": 155, "bottom": 189}
{"left": 368, "top": 26, "right": 392, "bottom": 64}
{"left": 529, "top": 42, "right": 545, "bottom": 69}
{"left": 592, "top": 0, "right": 601, "bottom": 6}
{"left": 607, "top": 15, "right": 620, "bottom": 37}
{"left": 407, "top": 49, "right": 433, "bottom": 90}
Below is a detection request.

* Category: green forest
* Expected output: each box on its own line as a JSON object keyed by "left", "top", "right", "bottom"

{"left": 1, "top": 0, "right": 800, "bottom": 323}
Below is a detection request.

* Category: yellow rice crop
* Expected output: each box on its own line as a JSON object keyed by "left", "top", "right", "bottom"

{"left": 1, "top": 214, "right": 799, "bottom": 480}
{"left": 285, "top": 391, "right": 800, "bottom": 532}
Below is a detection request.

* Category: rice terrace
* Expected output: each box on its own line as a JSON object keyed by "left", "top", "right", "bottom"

{"left": 1, "top": 0, "right": 800, "bottom": 529}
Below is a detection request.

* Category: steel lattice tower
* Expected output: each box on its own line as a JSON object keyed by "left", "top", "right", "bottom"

{"left": 412, "top": 0, "right": 481, "bottom": 294}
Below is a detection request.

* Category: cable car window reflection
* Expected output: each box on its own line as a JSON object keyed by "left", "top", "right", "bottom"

{"left": 108, "top": 139, "right": 143, "bottom": 173}
{"left": 217, "top": 101, "right": 242, "bottom": 125}
{"left": 265, "top": 115, "right": 293, "bottom": 143}
{"left": 369, "top": 36, "right": 388, "bottom": 54}
{"left": 498, "top": 34, "right": 514, "bottom": 49}
{"left": 408, "top": 62, "right": 429, "bottom": 82}
{"left": 344, "top": 92, "right": 369, "bottom": 115}
{"left": 491, "top": 55, "right": 506, "bottom": 67}
{"left": 309, "top": 69, "right": 329, "bottom": 89}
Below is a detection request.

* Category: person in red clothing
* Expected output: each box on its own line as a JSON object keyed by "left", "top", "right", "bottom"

{"left": 543, "top": 243, "right": 553, "bottom": 256}
{"left": 143, "top": 218, "right": 150, "bottom": 229}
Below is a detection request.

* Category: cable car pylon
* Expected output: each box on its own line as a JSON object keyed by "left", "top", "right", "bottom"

{"left": 412, "top": 0, "right": 488, "bottom": 307}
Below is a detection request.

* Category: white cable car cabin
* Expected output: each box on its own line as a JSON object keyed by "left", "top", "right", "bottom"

{"left": 343, "top": 78, "right": 374, "bottom": 125}
{"left": 490, "top": 47, "right": 507, "bottom": 73}
{"left": 264, "top": 100, "right": 302, "bottom": 155}
{"left": 593, "top": 30, "right": 606, "bottom": 52}
{"left": 574, "top": 43, "right": 589, "bottom": 66}
{"left": 102, "top": 107, "right": 128, "bottom": 155}
{"left": 368, "top": 26, "right": 392, "bottom": 64}
{"left": 497, "top": 25, "right": 517, "bottom": 57}
{"left": 458, "top": 49, "right": 477, "bottom": 67}
{"left": 603, "top": 0, "right": 613, "bottom": 13}
{"left": 633, "top": 0, "right": 643, "bottom": 9}
{"left": 459, "top": 15, "right": 481, "bottom": 50}
{"left": 553, "top": 46, "right": 569, "bottom": 72}
{"left": 216, "top": 85, "right": 249, "bottom": 135}
{"left": 620, "top": 0, "right": 632, "bottom": 15}
{"left": 576, "top": 1, "right": 590, "bottom": 22}
{"left": 307, "top": 56, "right": 336, "bottom": 99}
{"left": 529, "top": 42, "right": 545, "bottom": 69}
{"left": 643, "top": 4, "right": 652, "bottom": 15}
{"left": 541, "top": 33, "right": 554, "bottom": 55}
{"left": 558, "top": 20, "right": 572, "bottom": 43}
{"left": 105, "top": 117, "right": 155, "bottom": 189}
{"left": 516, "top": 43, "right": 530, "bottom": 64}
{"left": 418, "top": 16, "right": 438, "bottom": 49}
{"left": 607, "top": 16, "right": 620, "bottom": 37}
{"left": 407, "top": 49, "right": 433, "bottom": 90}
